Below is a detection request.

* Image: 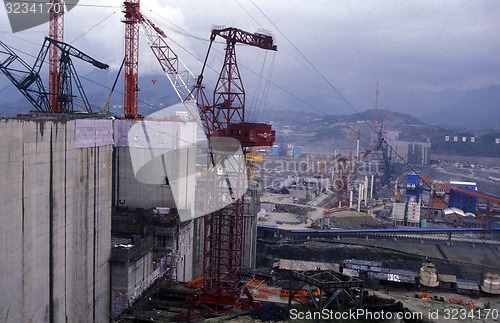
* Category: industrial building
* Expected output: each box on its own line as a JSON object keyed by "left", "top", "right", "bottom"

{"left": 449, "top": 181, "right": 478, "bottom": 213}
{"left": 386, "top": 139, "right": 431, "bottom": 165}
{"left": 269, "top": 143, "right": 302, "bottom": 158}
{"left": 391, "top": 172, "right": 500, "bottom": 230}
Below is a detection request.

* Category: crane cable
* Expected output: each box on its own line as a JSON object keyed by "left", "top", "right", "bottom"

{"left": 259, "top": 52, "right": 276, "bottom": 121}
{"left": 249, "top": 50, "right": 268, "bottom": 122}
{"left": 68, "top": 9, "right": 120, "bottom": 44}
{"left": 103, "top": 57, "right": 125, "bottom": 114}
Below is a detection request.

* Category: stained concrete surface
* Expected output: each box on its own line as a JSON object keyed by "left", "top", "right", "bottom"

{"left": 0, "top": 118, "right": 111, "bottom": 322}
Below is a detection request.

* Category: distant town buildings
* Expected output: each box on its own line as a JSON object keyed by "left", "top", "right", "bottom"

{"left": 270, "top": 143, "right": 302, "bottom": 158}
{"left": 386, "top": 139, "right": 431, "bottom": 165}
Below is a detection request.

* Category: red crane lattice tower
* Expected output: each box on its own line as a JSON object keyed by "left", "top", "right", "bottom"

{"left": 196, "top": 27, "right": 277, "bottom": 313}
{"left": 122, "top": 0, "right": 140, "bottom": 119}
{"left": 48, "top": 0, "right": 64, "bottom": 112}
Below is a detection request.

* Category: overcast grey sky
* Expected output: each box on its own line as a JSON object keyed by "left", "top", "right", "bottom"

{"left": 1, "top": 0, "right": 499, "bottom": 116}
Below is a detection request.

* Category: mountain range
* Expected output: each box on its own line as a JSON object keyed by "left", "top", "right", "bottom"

{"left": 0, "top": 67, "right": 498, "bottom": 131}
{"left": 417, "top": 85, "right": 500, "bottom": 129}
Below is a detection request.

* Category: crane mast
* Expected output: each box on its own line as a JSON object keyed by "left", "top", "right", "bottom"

{"left": 122, "top": 0, "right": 141, "bottom": 119}
{"left": 374, "top": 82, "right": 379, "bottom": 138}
{"left": 211, "top": 27, "right": 277, "bottom": 128}
{"left": 48, "top": 0, "right": 64, "bottom": 112}
{"left": 122, "top": 0, "right": 199, "bottom": 119}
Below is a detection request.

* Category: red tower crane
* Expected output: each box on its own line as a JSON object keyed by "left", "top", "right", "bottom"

{"left": 122, "top": 0, "right": 141, "bottom": 119}
{"left": 116, "top": 4, "right": 277, "bottom": 312}
{"left": 195, "top": 27, "right": 277, "bottom": 313}
{"left": 48, "top": 0, "right": 64, "bottom": 112}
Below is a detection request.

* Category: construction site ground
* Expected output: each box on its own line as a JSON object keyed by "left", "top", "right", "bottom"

{"left": 258, "top": 197, "right": 385, "bottom": 230}
{"left": 325, "top": 210, "right": 386, "bottom": 228}
{"left": 219, "top": 292, "right": 500, "bottom": 323}
{"left": 370, "top": 288, "right": 500, "bottom": 323}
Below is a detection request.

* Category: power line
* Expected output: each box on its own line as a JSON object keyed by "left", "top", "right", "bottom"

{"left": 69, "top": 9, "right": 119, "bottom": 44}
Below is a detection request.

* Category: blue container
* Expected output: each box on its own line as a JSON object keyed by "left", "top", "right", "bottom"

{"left": 293, "top": 146, "right": 302, "bottom": 158}
{"left": 270, "top": 145, "right": 279, "bottom": 157}
{"left": 278, "top": 143, "right": 286, "bottom": 156}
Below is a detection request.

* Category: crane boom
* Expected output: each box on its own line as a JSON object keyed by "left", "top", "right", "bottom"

{"left": 0, "top": 40, "right": 50, "bottom": 112}
{"left": 139, "top": 16, "right": 197, "bottom": 103}
{"left": 44, "top": 37, "right": 109, "bottom": 70}
{"left": 43, "top": 37, "right": 109, "bottom": 113}
{"left": 197, "top": 27, "right": 277, "bottom": 146}
{"left": 211, "top": 27, "right": 277, "bottom": 51}
{"left": 0, "top": 37, "right": 108, "bottom": 113}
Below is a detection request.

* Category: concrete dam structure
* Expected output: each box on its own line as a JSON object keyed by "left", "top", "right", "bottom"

{"left": 0, "top": 117, "right": 112, "bottom": 322}
{"left": 0, "top": 113, "right": 260, "bottom": 320}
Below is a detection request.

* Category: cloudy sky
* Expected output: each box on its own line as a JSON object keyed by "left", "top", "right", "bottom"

{"left": 1, "top": 0, "right": 499, "bottom": 117}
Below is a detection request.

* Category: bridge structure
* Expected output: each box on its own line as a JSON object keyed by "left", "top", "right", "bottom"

{"left": 257, "top": 225, "right": 500, "bottom": 245}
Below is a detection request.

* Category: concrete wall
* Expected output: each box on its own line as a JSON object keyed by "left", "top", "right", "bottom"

{"left": 114, "top": 119, "right": 203, "bottom": 283}
{"left": 242, "top": 214, "right": 257, "bottom": 269}
{"left": 0, "top": 118, "right": 111, "bottom": 323}
{"left": 176, "top": 221, "right": 194, "bottom": 282}
{"left": 114, "top": 146, "right": 175, "bottom": 208}
{"left": 111, "top": 250, "right": 154, "bottom": 316}
{"left": 242, "top": 188, "right": 260, "bottom": 269}
{"left": 176, "top": 217, "right": 204, "bottom": 282}
{"left": 113, "top": 120, "right": 197, "bottom": 217}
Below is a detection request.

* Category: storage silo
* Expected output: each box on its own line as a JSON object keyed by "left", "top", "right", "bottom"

{"left": 392, "top": 202, "right": 405, "bottom": 226}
